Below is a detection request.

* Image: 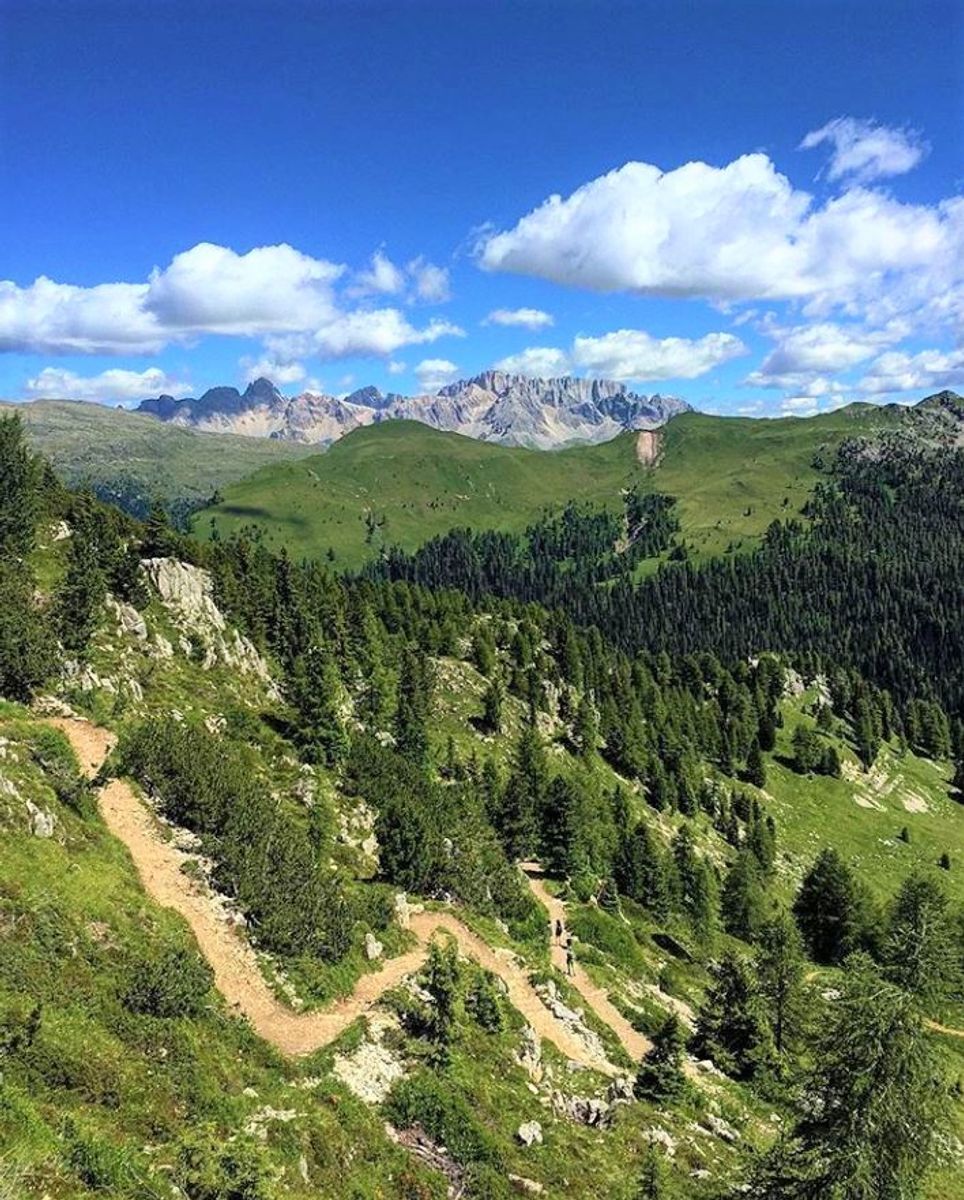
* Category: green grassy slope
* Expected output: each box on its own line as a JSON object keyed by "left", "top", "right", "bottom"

{"left": 196, "top": 405, "right": 904, "bottom": 567}
{"left": 2, "top": 400, "right": 315, "bottom": 516}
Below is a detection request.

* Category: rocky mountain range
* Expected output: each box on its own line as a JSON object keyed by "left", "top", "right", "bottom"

{"left": 136, "top": 371, "right": 691, "bottom": 449}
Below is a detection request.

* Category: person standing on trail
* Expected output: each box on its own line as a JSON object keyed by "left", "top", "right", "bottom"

{"left": 565, "top": 937, "right": 575, "bottom": 977}
{"left": 555, "top": 918, "right": 564, "bottom": 944}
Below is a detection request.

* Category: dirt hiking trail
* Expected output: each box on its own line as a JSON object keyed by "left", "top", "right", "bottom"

{"left": 48, "top": 717, "right": 642, "bottom": 1069}
{"left": 522, "top": 864, "right": 651, "bottom": 1062}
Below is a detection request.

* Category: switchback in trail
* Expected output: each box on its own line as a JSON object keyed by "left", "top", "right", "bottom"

{"left": 47, "top": 717, "right": 649, "bottom": 1070}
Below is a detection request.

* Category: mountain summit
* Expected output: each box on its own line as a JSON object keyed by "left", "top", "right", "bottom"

{"left": 136, "top": 373, "right": 690, "bottom": 449}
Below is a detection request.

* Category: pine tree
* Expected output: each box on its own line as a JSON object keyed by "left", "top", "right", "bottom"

{"left": 635, "top": 1013, "right": 688, "bottom": 1103}
{"left": 791, "top": 725, "right": 820, "bottom": 774}
{"left": 615, "top": 820, "right": 670, "bottom": 919}
{"left": 855, "top": 697, "right": 881, "bottom": 769}
{"left": 745, "top": 737, "right": 766, "bottom": 787}
{"left": 755, "top": 911, "right": 806, "bottom": 1057}
{"left": 542, "top": 775, "right": 591, "bottom": 879}
{"left": 0, "top": 413, "right": 42, "bottom": 556}
{"left": 480, "top": 676, "right": 503, "bottom": 733}
{"left": 634, "top": 1145, "right": 665, "bottom": 1200}
{"left": 0, "top": 559, "right": 53, "bottom": 701}
{"left": 394, "top": 645, "right": 430, "bottom": 767}
{"left": 881, "top": 873, "right": 958, "bottom": 1008}
{"left": 291, "top": 643, "right": 349, "bottom": 766}
{"left": 142, "top": 501, "right": 179, "bottom": 558}
{"left": 721, "top": 852, "right": 767, "bottom": 942}
{"left": 790, "top": 954, "right": 947, "bottom": 1198}
{"left": 496, "top": 724, "right": 547, "bottom": 861}
{"left": 55, "top": 504, "right": 106, "bottom": 655}
{"left": 673, "top": 825, "right": 718, "bottom": 942}
{"left": 573, "top": 691, "right": 598, "bottom": 758}
{"left": 692, "top": 950, "right": 772, "bottom": 1079}
{"left": 792, "top": 847, "right": 871, "bottom": 965}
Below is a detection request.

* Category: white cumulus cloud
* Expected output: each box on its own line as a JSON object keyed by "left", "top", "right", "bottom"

{"left": 415, "top": 358, "right": 460, "bottom": 392}
{"left": 477, "top": 148, "right": 962, "bottom": 333}
{"left": 0, "top": 242, "right": 461, "bottom": 362}
{"left": 493, "top": 346, "right": 572, "bottom": 377}
{"left": 0, "top": 278, "right": 161, "bottom": 355}
{"left": 408, "top": 257, "right": 451, "bottom": 303}
{"left": 856, "top": 347, "right": 964, "bottom": 395}
{"left": 484, "top": 307, "right": 554, "bottom": 330}
{"left": 494, "top": 328, "right": 745, "bottom": 382}
{"left": 800, "top": 117, "right": 928, "bottom": 184}
{"left": 239, "top": 355, "right": 308, "bottom": 386}
{"left": 571, "top": 329, "right": 747, "bottom": 380}
{"left": 24, "top": 366, "right": 191, "bottom": 406}
{"left": 145, "top": 242, "right": 343, "bottom": 334}
{"left": 349, "top": 250, "right": 406, "bottom": 297}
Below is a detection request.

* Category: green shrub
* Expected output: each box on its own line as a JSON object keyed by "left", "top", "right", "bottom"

{"left": 384, "top": 1072, "right": 503, "bottom": 1169}
{"left": 569, "top": 907, "right": 646, "bottom": 973}
{"left": 175, "top": 1130, "right": 277, "bottom": 1200}
{"left": 123, "top": 946, "right": 214, "bottom": 1019}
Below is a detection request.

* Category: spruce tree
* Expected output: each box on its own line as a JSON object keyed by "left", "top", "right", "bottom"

{"left": 394, "top": 645, "right": 431, "bottom": 767}
{"left": 721, "top": 852, "right": 767, "bottom": 942}
{"left": 496, "top": 724, "right": 547, "bottom": 861}
{"left": 635, "top": 1013, "right": 688, "bottom": 1103}
{"left": 480, "top": 676, "right": 503, "bottom": 733}
{"left": 291, "top": 643, "right": 349, "bottom": 766}
{"left": 792, "top": 847, "right": 871, "bottom": 965}
{"left": 0, "top": 413, "right": 42, "bottom": 556}
{"left": 755, "top": 911, "right": 806, "bottom": 1057}
{"left": 615, "top": 820, "right": 669, "bottom": 919}
{"left": 791, "top": 955, "right": 947, "bottom": 1199}
{"left": 634, "top": 1145, "right": 665, "bottom": 1200}
{"left": 745, "top": 737, "right": 766, "bottom": 787}
{"left": 881, "top": 873, "right": 957, "bottom": 1008}
{"left": 692, "top": 950, "right": 772, "bottom": 1079}
{"left": 55, "top": 508, "right": 106, "bottom": 655}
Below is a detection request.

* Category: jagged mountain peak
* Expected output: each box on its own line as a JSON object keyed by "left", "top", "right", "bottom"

{"left": 136, "top": 373, "right": 691, "bottom": 449}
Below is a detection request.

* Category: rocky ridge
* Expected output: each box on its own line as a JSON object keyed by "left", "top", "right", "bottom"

{"left": 136, "top": 372, "right": 690, "bottom": 450}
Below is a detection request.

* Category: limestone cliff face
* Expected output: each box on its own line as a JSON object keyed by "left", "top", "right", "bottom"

{"left": 135, "top": 374, "right": 690, "bottom": 449}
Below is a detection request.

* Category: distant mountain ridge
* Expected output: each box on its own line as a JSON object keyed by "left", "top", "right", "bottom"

{"left": 136, "top": 371, "right": 691, "bottom": 449}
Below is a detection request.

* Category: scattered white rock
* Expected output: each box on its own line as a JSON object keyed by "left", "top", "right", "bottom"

{"left": 364, "top": 932, "right": 384, "bottom": 961}
{"left": 535, "top": 980, "right": 608, "bottom": 1066}
{"left": 394, "top": 892, "right": 411, "bottom": 930}
{"left": 25, "top": 798, "right": 55, "bottom": 838}
{"left": 642, "top": 1127, "right": 677, "bottom": 1157}
{"left": 332, "top": 1014, "right": 406, "bottom": 1104}
{"left": 142, "top": 558, "right": 276, "bottom": 692}
{"left": 516, "top": 1024, "right": 543, "bottom": 1082}
{"left": 607, "top": 1075, "right": 635, "bottom": 1105}
{"left": 553, "top": 1093, "right": 610, "bottom": 1127}
{"left": 517, "top": 1120, "right": 543, "bottom": 1147}
{"left": 695, "top": 1058, "right": 725, "bottom": 1078}
{"left": 705, "top": 1114, "right": 740, "bottom": 1142}
{"left": 508, "top": 1175, "right": 544, "bottom": 1195}
{"left": 243, "top": 1106, "right": 297, "bottom": 1141}
{"left": 107, "top": 596, "right": 148, "bottom": 640}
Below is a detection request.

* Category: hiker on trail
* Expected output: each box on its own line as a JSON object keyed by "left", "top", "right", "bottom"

{"left": 555, "top": 918, "right": 564, "bottom": 944}
{"left": 565, "top": 937, "right": 575, "bottom": 977}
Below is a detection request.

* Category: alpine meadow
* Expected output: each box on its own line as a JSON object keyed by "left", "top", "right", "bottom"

{"left": 2, "top": 4, "right": 963, "bottom": 1200}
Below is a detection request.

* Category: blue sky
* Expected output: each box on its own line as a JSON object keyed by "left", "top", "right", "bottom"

{"left": 1, "top": 0, "right": 962, "bottom": 414}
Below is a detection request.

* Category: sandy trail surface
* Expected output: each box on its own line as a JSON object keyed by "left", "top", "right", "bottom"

{"left": 521, "top": 863, "right": 652, "bottom": 1062}
{"left": 47, "top": 717, "right": 625, "bottom": 1068}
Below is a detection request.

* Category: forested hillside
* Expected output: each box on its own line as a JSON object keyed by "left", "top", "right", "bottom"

{"left": 2, "top": 408, "right": 963, "bottom": 1200}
